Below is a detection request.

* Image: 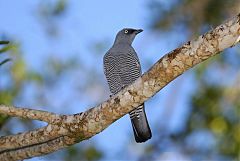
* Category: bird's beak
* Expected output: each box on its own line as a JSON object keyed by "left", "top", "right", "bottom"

{"left": 135, "top": 29, "right": 143, "bottom": 34}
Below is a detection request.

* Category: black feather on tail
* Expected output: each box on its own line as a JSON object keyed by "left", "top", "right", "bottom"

{"left": 129, "top": 104, "right": 152, "bottom": 143}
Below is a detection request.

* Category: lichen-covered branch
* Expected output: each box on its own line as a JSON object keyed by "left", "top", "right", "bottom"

{"left": 0, "top": 136, "right": 76, "bottom": 161}
{"left": 0, "top": 14, "right": 239, "bottom": 160}
{"left": 0, "top": 105, "right": 60, "bottom": 123}
{"left": 0, "top": 124, "right": 68, "bottom": 151}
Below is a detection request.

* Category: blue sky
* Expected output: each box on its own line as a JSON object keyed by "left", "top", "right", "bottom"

{"left": 0, "top": 0, "right": 196, "bottom": 160}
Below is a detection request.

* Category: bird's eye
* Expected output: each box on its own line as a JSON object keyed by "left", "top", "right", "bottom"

{"left": 124, "top": 30, "right": 128, "bottom": 34}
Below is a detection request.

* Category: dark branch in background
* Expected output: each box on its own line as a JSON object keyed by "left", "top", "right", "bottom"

{"left": 0, "top": 41, "right": 11, "bottom": 66}
{"left": 0, "top": 58, "right": 11, "bottom": 66}
{"left": 0, "top": 41, "right": 9, "bottom": 45}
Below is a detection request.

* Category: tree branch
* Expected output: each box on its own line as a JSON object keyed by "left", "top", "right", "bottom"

{"left": 0, "top": 124, "right": 67, "bottom": 151}
{"left": 0, "top": 136, "right": 76, "bottom": 161}
{"left": 0, "top": 13, "right": 239, "bottom": 160}
{"left": 0, "top": 104, "right": 61, "bottom": 123}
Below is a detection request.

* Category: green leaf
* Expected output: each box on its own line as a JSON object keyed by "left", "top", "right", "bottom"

{"left": 0, "top": 45, "right": 12, "bottom": 54}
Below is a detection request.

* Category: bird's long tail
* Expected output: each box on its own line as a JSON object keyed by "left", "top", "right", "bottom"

{"left": 129, "top": 104, "right": 152, "bottom": 143}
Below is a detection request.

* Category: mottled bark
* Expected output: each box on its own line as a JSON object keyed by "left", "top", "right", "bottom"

{"left": 0, "top": 14, "right": 240, "bottom": 161}
{"left": 0, "top": 105, "right": 60, "bottom": 123}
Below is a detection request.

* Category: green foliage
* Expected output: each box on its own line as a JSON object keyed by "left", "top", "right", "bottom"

{"left": 38, "top": 0, "right": 68, "bottom": 37}
{"left": 84, "top": 146, "right": 103, "bottom": 161}
{"left": 148, "top": 0, "right": 240, "bottom": 160}
{"left": 0, "top": 41, "right": 11, "bottom": 127}
{"left": 188, "top": 82, "right": 240, "bottom": 157}
{"left": 150, "top": 0, "right": 239, "bottom": 35}
{"left": 64, "top": 146, "right": 103, "bottom": 161}
{"left": 53, "top": 0, "right": 67, "bottom": 16}
{"left": 0, "top": 44, "right": 11, "bottom": 54}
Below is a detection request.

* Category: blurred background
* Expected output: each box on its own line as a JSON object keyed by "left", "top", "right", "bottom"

{"left": 0, "top": 0, "right": 240, "bottom": 161}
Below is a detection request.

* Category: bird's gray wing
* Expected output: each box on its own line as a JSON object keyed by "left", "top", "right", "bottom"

{"left": 119, "top": 49, "right": 142, "bottom": 86}
{"left": 103, "top": 52, "right": 123, "bottom": 94}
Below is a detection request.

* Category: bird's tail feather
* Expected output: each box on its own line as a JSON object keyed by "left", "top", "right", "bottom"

{"left": 129, "top": 104, "right": 152, "bottom": 143}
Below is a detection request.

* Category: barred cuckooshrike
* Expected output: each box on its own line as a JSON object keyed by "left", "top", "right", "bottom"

{"left": 103, "top": 28, "right": 152, "bottom": 143}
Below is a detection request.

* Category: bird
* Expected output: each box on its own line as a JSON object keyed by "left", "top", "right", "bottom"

{"left": 103, "top": 28, "right": 152, "bottom": 143}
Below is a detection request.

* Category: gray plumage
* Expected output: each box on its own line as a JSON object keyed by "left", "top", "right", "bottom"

{"left": 103, "top": 28, "right": 152, "bottom": 143}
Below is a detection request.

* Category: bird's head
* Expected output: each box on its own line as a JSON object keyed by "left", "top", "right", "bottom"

{"left": 114, "top": 28, "right": 143, "bottom": 45}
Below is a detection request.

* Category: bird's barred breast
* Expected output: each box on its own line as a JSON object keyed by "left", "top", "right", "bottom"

{"left": 103, "top": 52, "right": 141, "bottom": 94}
